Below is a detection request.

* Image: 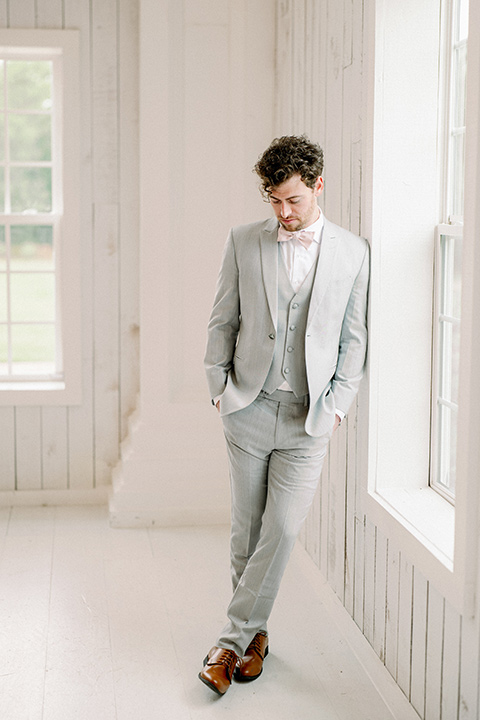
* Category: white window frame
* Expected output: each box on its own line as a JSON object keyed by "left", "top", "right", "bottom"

{"left": 0, "top": 30, "right": 81, "bottom": 406}
{"left": 360, "top": 0, "right": 478, "bottom": 615}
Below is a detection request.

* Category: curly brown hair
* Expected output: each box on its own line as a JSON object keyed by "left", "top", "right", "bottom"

{"left": 254, "top": 135, "right": 324, "bottom": 198}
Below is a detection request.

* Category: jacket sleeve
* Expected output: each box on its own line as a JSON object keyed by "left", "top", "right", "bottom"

{"left": 331, "top": 241, "right": 370, "bottom": 415}
{"left": 204, "top": 229, "right": 240, "bottom": 401}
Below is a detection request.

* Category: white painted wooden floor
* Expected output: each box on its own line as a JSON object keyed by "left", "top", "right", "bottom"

{"left": 0, "top": 505, "right": 419, "bottom": 720}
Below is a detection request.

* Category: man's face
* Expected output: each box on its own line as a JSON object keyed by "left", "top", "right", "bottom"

{"left": 269, "top": 174, "right": 324, "bottom": 232}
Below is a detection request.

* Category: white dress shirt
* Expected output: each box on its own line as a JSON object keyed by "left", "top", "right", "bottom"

{"left": 276, "top": 211, "right": 345, "bottom": 422}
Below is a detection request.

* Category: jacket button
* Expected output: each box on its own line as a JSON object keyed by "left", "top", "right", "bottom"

{"left": 284, "top": 367, "right": 290, "bottom": 374}
{"left": 292, "top": 302, "right": 299, "bottom": 309}
{"left": 289, "top": 324, "right": 296, "bottom": 331}
{"left": 287, "top": 346, "right": 293, "bottom": 352}
{"left": 269, "top": 333, "right": 275, "bottom": 339}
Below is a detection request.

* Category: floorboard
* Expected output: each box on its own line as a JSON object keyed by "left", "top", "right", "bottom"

{"left": 0, "top": 506, "right": 418, "bottom": 719}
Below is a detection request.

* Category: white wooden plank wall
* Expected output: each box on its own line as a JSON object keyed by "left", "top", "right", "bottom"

{"left": 275, "top": 1, "right": 480, "bottom": 719}
{"left": 0, "top": 0, "right": 139, "bottom": 494}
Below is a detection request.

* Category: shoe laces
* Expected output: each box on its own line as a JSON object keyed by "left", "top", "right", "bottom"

{"left": 248, "top": 632, "right": 266, "bottom": 659}
{"left": 213, "top": 649, "right": 237, "bottom": 674}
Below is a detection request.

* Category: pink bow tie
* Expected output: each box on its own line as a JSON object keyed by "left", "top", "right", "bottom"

{"left": 277, "top": 226, "right": 316, "bottom": 249}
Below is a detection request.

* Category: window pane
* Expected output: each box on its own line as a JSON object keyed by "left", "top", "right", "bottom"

{"left": 451, "top": 133, "right": 465, "bottom": 218}
{"left": 0, "top": 167, "right": 4, "bottom": 213}
{"left": 453, "top": 44, "right": 467, "bottom": 128}
{"left": 457, "top": 0, "right": 469, "bottom": 42}
{"left": 440, "top": 234, "right": 462, "bottom": 318}
{"left": 0, "top": 225, "right": 5, "bottom": 269}
{"left": 9, "top": 113, "right": 51, "bottom": 162}
{"left": 10, "top": 272, "right": 55, "bottom": 322}
{"left": 436, "top": 403, "right": 458, "bottom": 495}
{"left": 0, "top": 273, "right": 6, "bottom": 321}
{"left": 7, "top": 61, "right": 52, "bottom": 112}
{"left": 0, "top": 323, "right": 7, "bottom": 364}
{"left": 10, "top": 225, "right": 53, "bottom": 270}
{"left": 439, "top": 319, "right": 461, "bottom": 404}
{"left": 0, "top": 113, "right": 4, "bottom": 161}
{"left": 10, "top": 166, "right": 52, "bottom": 212}
{"left": 0, "top": 60, "right": 4, "bottom": 110}
{"left": 10, "top": 323, "right": 55, "bottom": 366}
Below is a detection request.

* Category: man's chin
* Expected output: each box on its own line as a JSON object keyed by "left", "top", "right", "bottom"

{"left": 280, "top": 220, "right": 301, "bottom": 231}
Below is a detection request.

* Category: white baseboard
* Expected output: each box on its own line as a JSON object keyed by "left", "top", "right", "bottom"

{"left": 0, "top": 486, "right": 111, "bottom": 507}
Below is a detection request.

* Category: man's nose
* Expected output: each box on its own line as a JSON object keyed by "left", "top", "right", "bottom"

{"left": 280, "top": 203, "right": 292, "bottom": 217}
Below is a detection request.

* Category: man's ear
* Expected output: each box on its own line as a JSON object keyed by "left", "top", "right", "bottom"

{"left": 314, "top": 176, "right": 324, "bottom": 196}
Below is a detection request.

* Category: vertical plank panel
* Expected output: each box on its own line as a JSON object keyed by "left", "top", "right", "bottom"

{"left": 91, "top": 0, "right": 119, "bottom": 486}
{"left": 353, "top": 512, "right": 365, "bottom": 629}
{"left": 323, "top": 0, "right": 344, "bottom": 224}
{"left": 15, "top": 408, "right": 42, "bottom": 490}
{"left": 397, "top": 554, "right": 414, "bottom": 700}
{"left": 363, "top": 518, "right": 376, "bottom": 645}
{"left": 118, "top": 0, "right": 140, "bottom": 439}
{"left": 458, "top": 614, "right": 479, "bottom": 719}
{"left": 275, "top": 0, "right": 293, "bottom": 134}
{"left": 327, "top": 421, "right": 347, "bottom": 600}
{"left": 64, "top": 0, "right": 95, "bottom": 491}
{"left": 441, "top": 600, "right": 461, "bottom": 720}
{"left": 303, "top": 0, "right": 314, "bottom": 137}
{"left": 41, "top": 407, "right": 68, "bottom": 490}
{"left": 0, "top": 409, "right": 15, "bottom": 490}
{"left": 311, "top": 0, "right": 328, "bottom": 143}
{"left": 342, "top": 0, "right": 363, "bottom": 235}
{"left": 373, "top": 527, "right": 387, "bottom": 663}
{"left": 7, "top": 0, "right": 35, "bottom": 27}
{"left": 292, "top": 0, "right": 305, "bottom": 132}
{"left": 410, "top": 568, "right": 428, "bottom": 718}
{"left": 425, "top": 585, "right": 444, "bottom": 720}
{"left": 385, "top": 539, "right": 400, "bottom": 681}
{"left": 344, "top": 402, "right": 358, "bottom": 615}
{"left": 35, "top": 0, "right": 62, "bottom": 28}
{"left": 0, "top": 0, "right": 8, "bottom": 27}
{"left": 91, "top": 0, "right": 119, "bottom": 205}
{"left": 93, "top": 204, "right": 120, "bottom": 485}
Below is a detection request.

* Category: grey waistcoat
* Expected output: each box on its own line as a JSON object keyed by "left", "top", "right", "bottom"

{"left": 262, "top": 248, "right": 317, "bottom": 397}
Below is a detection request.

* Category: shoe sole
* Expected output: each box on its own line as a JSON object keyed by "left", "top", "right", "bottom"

{"left": 198, "top": 672, "right": 226, "bottom": 695}
{"left": 234, "top": 646, "right": 269, "bottom": 683}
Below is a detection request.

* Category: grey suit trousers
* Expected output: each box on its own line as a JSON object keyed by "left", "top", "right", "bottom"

{"left": 217, "top": 389, "right": 333, "bottom": 657}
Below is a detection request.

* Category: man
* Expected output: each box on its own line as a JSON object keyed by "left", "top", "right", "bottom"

{"left": 200, "top": 135, "right": 369, "bottom": 695}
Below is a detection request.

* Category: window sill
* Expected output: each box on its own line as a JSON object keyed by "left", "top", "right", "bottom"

{"left": 361, "top": 484, "right": 462, "bottom": 610}
{"left": 368, "top": 486, "right": 454, "bottom": 570}
{"left": 0, "top": 379, "right": 81, "bottom": 405}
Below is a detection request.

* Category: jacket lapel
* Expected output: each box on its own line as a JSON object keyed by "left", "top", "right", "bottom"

{"left": 307, "top": 218, "right": 339, "bottom": 327}
{"left": 259, "top": 217, "right": 279, "bottom": 329}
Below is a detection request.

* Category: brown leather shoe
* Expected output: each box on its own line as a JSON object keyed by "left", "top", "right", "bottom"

{"left": 198, "top": 646, "right": 239, "bottom": 695}
{"left": 234, "top": 632, "right": 269, "bottom": 682}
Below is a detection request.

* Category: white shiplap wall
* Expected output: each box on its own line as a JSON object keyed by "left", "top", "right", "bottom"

{"left": 0, "top": 0, "right": 139, "bottom": 498}
{"left": 276, "top": 1, "right": 480, "bottom": 719}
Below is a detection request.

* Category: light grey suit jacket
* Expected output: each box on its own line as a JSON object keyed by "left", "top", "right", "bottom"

{"left": 204, "top": 215, "right": 369, "bottom": 437}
